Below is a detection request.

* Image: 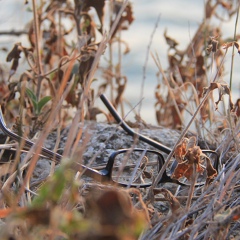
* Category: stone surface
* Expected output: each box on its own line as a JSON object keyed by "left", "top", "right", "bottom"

{"left": 52, "top": 121, "right": 181, "bottom": 165}
{"left": 1, "top": 121, "right": 182, "bottom": 185}
{"left": 31, "top": 121, "right": 181, "bottom": 184}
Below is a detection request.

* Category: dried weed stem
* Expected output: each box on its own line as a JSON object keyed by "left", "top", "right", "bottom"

{"left": 152, "top": 48, "right": 228, "bottom": 189}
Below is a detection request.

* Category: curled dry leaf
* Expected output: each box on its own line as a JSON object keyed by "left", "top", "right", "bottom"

{"left": 153, "top": 188, "right": 181, "bottom": 214}
{"left": 164, "top": 29, "right": 179, "bottom": 49}
{"left": 207, "top": 36, "right": 219, "bottom": 53}
{"left": 111, "top": 1, "right": 134, "bottom": 38}
{"left": 6, "top": 43, "right": 23, "bottom": 77}
{"left": 203, "top": 82, "right": 234, "bottom": 111}
{"left": 172, "top": 137, "right": 217, "bottom": 181}
{"left": 6, "top": 42, "right": 22, "bottom": 62}
{"left": 233, "top": 41, "right": 240, "bottom": 54}
{"left": 205, "top": 156, "right": 217, "bottom": 186}
{"left": 174, "top": 138, "right": 189, "bottom": 162}
{"left": 78, "top": 44, "right": 98, "bottom": 86}
{"left": 222, "top": 42, "right": 234, "bottom": 49}
{"left": 171, "top": 161, "right": 190, "bottom": 179}
{"left": 234, "top": 98, "right": 240, "bottom": 117}
{"left": 82, "top": 0, "right": 105, "bottom": 33}
{"left": 187, "top": 136, "right": 197, "bottom": 150}
{"left": 114, "top": 76, "right": 127, "bottom": 107}
{"left": 87, "top": 107, "right": 105, "bottom": 121}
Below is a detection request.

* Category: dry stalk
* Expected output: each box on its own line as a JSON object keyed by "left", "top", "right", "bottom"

{"left": 32, "top": 0, "right": 43, "bottom": 99}
{"left": 185, "top": 164, "right": 197, "bottom": 211}
{"left": 152, "top": 47, "right": 228, "bottom": 189}
{"left": 229, "top": 0, "right": 240, "bottom": 90}
{"left": 14, "top": 55, "right": 76, "bottom": 204}
{"left": 171, "top": 80, "right": 203, "bottom": 137}
{"left": 49, "top": 124, "right": 62, "bottom": 176}
{"left": 152, "top": 53, "right": 184, "bottom": 126}
{"left": 138, "top": 14, "right": 160, "bottom": 118}
{"left": 64, "top": 38, "right": 104, "bottom": 156}
{"left": 68, "top": 1, "right": 130, "bottom": 157}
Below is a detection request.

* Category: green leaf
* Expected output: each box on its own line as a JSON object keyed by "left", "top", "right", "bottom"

{"left": 37, "top": 96, "right": 51, "bottom": 114}
{"left": 26, "top": 88, "right": 38, "bottom": 113}
{"left": 26, "top": 88, "right": 37, "bottom": 102}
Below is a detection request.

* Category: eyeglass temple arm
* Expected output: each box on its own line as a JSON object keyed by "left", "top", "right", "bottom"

{"left": 0, "top": 107, "right": 63, "bottom": 162}
{"left": 0, "top": 106, "right": 112, "bottom": 181}
{"left": 100, "top": 94, "right": 172, "bottom": 154}
{"left": 100, "top": 94, "right": 219, "bottom": 172}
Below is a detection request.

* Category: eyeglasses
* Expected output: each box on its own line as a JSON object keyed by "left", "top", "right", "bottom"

{"left": 110, "top": 149, "right": 219, "bottom": 186}
{"left": 0, "top": 94, "right": 219, "bottom": 188}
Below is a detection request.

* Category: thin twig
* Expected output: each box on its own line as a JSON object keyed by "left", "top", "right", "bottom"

{"left": 15, "top": 55, "right": 76, "bottom": 204}
{"left": 229, "top": 1, "right": 240, "bottom": 90}
{"left": 66, "top": 1, "right": 130, "bottom": 157}
{"left": 152, "top": 48, "right": 228, "bottom": 188}
{"left": 0, "top": 30, "right": 28, "bottom": 36}
{"left": 138, "top": 14, "right": 160, "bottom": 117}
{"left": 152, "top": 53, "right": 184, "bottom": 126}
{"left": 32, "top": 0, "right": 43, "bottom": 100}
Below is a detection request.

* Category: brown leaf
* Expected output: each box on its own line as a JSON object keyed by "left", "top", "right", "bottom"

{"left": 234, "top": 41, "right": 240, "bottom": 53}
{"left": 231, "top": 206, "right": 240, "bottom": 221}
{"left": 6, "top": 43, "right": 22, "bottom": 62}
{"left": 87, "top": 107, "right": 104, "bottom": 120}
{"left": 164, "top": 29, "right": 178, "bottom": 49}
{"left": 96, "top": 190, "right": 132, "bottom": 226}
{"left": 234, "top": 98, "right": 240, "bottom": 117}
{"left": 153, "top": 188, "right": 181, "bottom": 214}
{"left": 173, "top": 140, "right": 205, "bottom": 181}
{"left": 187, "top": 136, "right": 197, "bottom": 150}
{"left": 185, "top": 146, "right": 202, "bottom": 165}
{"left": 115, "top": 76, "right": 127, "bottom": 107}
{"left": 0, "top": 207, "right": 26, "bottom": 218}
{"left": 222, "top": 41, "right": 234, "bottom": 50}
{"left": 78, "top": 44, "right": 97, "bottom": 86}
{"left": 28, "top": 22, "right": 35, "bottom": 47}
{"left": 219, "top": 1, "right": 233, "bottom": 10}
{"left": 196, "top": 55, "right": 206, "bottom": 76}
{"left": 25, "top": 50, "right": 37, "bottom": 71}
{"left": 87, "top": 188, "right": 148, "bottom": 231}
{"left": 172, "top": 161, "right": 189, "bottom": 179}
{"left": 184, "top": 164, "right": 204, "bottom": 180}
{"left": 203, "top": 82, "right": 234, "bottom": 111}
{"left": 111, "top": 1, "right": 134, "bottom": 38}
{"left": 205, "top": 156, "right": 217, "bottom": 179}
{"left": 174, "top": 138, "right": 188, "bottom": 162}
{"left": 207, "top": 36, "right": 219, "bottom": 53}
{"left": 82, "top": 0, "right": 105, "bottom": 33}
{"left": 10, "top": 59, "right": 19, "bottom": 74}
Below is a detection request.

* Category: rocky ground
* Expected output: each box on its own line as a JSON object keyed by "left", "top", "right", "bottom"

{"left": 0, "top": 121, "right": 214, "bottom": 187}
{"left": 34, "top": 121, "right": 181, "bottom": 183}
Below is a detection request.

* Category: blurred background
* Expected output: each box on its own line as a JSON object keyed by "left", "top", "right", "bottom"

{"left": 0, "top": 0, "right": 239, "bottom": 126}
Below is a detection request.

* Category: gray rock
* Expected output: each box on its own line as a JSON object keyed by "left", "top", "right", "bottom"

{"left": 31, "top": 121, "right": 181, "bottom": 185}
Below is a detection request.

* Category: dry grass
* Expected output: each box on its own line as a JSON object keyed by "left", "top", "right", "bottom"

{"left": 0, "top": 0, "right": 239, "bottom": 239}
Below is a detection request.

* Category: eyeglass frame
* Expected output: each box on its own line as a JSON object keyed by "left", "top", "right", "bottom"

{"left": 0, "top": 94, "right": 219, "bottom": 188}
